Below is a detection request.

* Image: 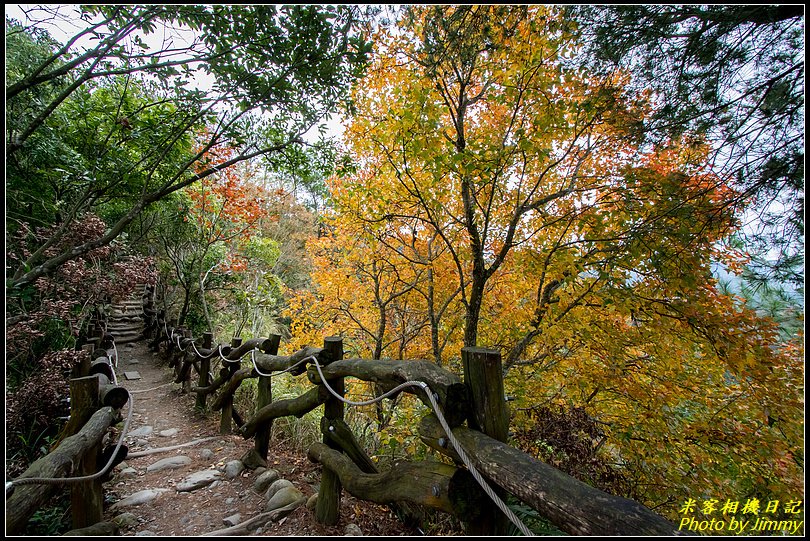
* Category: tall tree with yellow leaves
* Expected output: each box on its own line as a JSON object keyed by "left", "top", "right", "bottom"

{"left": 290, "top": 5, "right": 803, "bottom": 518}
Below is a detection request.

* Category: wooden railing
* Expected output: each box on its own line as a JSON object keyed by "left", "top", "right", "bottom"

{"left": 143, "top": 308, "right": 682, "bottom": 536}
{"left": 6, "top": 314, "right": 130, "bottom": 536}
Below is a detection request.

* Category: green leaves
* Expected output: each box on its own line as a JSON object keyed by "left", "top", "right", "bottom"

{"left": 569, "top": 5, "right": 805, "bottom": 286}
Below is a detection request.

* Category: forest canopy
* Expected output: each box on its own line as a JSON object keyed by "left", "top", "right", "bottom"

{"left": 5, "top": 4, "right": 804, "bottom": 534}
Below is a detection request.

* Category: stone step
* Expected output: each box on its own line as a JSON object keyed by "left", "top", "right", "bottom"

{"left": 110, "top": 327, "right": 143, "bottom": 336}
{"left": 113, "top": 302, "right": 143, "bottom": 309}
{"left": 111, "top": 313, "right": 142, "bottom": 318}
{"left": 112, "top": 332, "right": 144, "bottom": 344}
{"left": 112, "top": 297, "right": 142, "bottom": 303}
{"left": 108, "top": 316, "right": 143, "bottom": 323}
{"left": 107, "top": 323, "right": 143, "bottom": 334}
{"left": 109, "top": 322, "right": 143, "bottom": 330}
{"left": 110, "top": 309, "right": 143, "bottom": 317}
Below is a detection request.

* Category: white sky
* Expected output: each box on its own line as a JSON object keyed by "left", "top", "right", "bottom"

{"left": 5, "top": 5, "right": 345, "bottom": 140}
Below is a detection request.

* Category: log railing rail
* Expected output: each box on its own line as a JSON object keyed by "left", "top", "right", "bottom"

{"left": 6, "top": 278, "right": 681, "bottom": 535}
{"left": 6, "top": 306, "right": 134, "bottom": 535}
{"left": 140, "top": 306, "right": 682, "bottom": 537}
{"left": 7, "top": 281, "right": 683, "bottom": 536}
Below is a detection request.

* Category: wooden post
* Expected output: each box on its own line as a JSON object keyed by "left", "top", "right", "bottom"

{"left": 170, "top": 327, "right": 185, "bottom": 369}
{"left": 320, "top": 417, "right": 423, "bottom": 526}
{"left": 74, "top": 345, "right": 94, "bottom": 378}
{"left": 5, "top": 408, "right": 118, "bottom": 535}
{"left": 315, "top": 336, "right": 344, "bottom": 525}
{"left": 163, "top": 318, "right": 175, "bottom": 359}
{"left": 182, "top": 329, "right": 193, "bottom": 393}
{"left": 68, "top": 376, "right": 103, "bottom": 530}
{"left": 59, "top": 375, "right": 101, "bottom": 443}
{"left": 461, "top": 347, "right": 510, "bottom": 535}
{"left": 255, "top": 335, "right": 281, "bottom": 461}
{"left": 220, "top": 337, "right": 242, "bottom": 434}
{"left": 195, "top": 332, "right": 213, "bottom": 412}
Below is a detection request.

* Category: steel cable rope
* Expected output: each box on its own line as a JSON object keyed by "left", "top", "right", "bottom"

{"left": 249, "top": 349, "right": 312, "bottom": 378}
{"left": 6, "top": 396, "right": 135, "bottom": 493}
{"left": 110, "top": 362, "right": 119, "bottom": 386}
{"left": 190, "top": 340, "right": 207, "bottom": 359}
{"left": 164, "top": 322, "right": 215, "bottom": 380}
{"left": 217, "top": 344, "right": 244, "bottom": 364}
{"left": 108, "top": 337, "right": 119, "bottom": 386}
{"left": 306, "top": 355, "right": 534, "bottom": 536}
{"left": 139, "top": 316, "right": 531, "bottom": 534}
{"left": 189, "top": 340, "right": 217, "bottom": 382}
{"left": 112, "top": 340, "right": 119, "bottom": 370}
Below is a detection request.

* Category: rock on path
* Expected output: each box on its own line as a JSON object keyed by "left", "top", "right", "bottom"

{"left": 111, "top": 489, "right": 170, "bottom": 509}
{"left": 253, "top": 468, "right": 280, "bottom": 493}
{"left": 223, "top": 459, "right": 245, "bottom": 479}
{"left": 266, "top": 484, "right": 304, "bottom": 512}
{"left": 146, "top": 455, "right": 192, "bottom": 472}
{"left": 176, "top": 469, "right": 222, "bottom": 492}
{"left": 129, "top": 426, "right": 154, "bottom": 438}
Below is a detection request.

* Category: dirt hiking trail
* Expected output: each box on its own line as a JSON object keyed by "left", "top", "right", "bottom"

{"left": 105, "top": 340, "right": 415, "bottom": 536}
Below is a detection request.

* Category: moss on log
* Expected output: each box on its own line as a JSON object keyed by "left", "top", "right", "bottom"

{"left": 240, "top": 386, "right": 329, "bottom": 439}
{"left": 307, "top": 442, "right": 483, "bottom": 519}
{"left": 418, "top": 414, "right": 680, "bottom": 536}
{"left": 6, "top": 407, "right": 118, "bottom": 535}
{"left": 307, "top": 358, "right": 469, "bottom": 427}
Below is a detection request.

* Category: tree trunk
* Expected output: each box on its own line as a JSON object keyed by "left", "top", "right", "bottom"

{"left": 240, "top": 386, "right": 329, "bottom": 439}
{"left": 178, "top": 287, "right": 191, "bottom": 326}
{"left": 463, "top": 276, "right": 484, "bottom": 348}
{"left": 428, "top": 267, "right": 442, "bottom": 365}
{"left": 306, "top": 358, "right": 469, "bottom": 428}
{"left": 418, "top": 415, "right": 680, "bottom": 536}
{"left": 308, "top": 442, "right": 484, "bottom": 520}
{"left": 6, "top": 407, "right": 118, "bottom": 535}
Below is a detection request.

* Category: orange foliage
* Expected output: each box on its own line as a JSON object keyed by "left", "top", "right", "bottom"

{"left": 287, "top": 5, "right": 804, "bottom": 522}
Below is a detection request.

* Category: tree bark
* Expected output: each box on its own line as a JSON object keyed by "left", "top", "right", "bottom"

{"left": 6, "top": 407, "right": 118, "bottom": 535}
{"left": 307, "top": 358, "right": 469, "bottom": 427}
{"left": 308, "top": 442, "right": 484, "bottom": 520}
{"left": 418, "top": 415, "right": 680, "bottom": 536}
{"left": 240, "top": 386, "right": 329, "bottom": 439}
